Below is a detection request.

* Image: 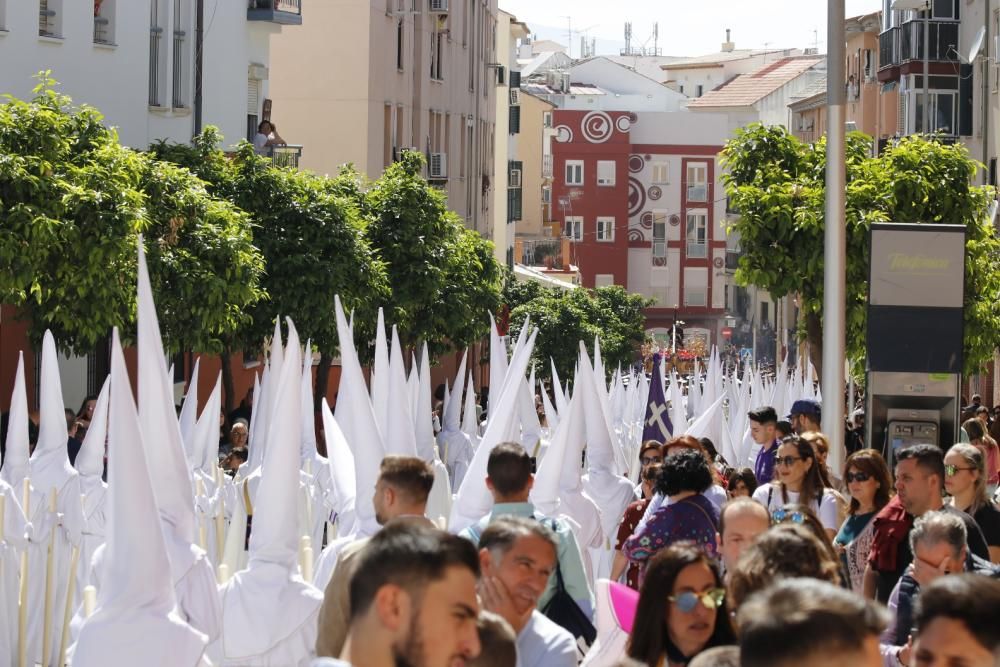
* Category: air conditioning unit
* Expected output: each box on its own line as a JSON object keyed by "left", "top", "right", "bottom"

{"left": 509, "top": 89, "right": 521, "bottom": 105}
{"left": 429, "top": 152, "right": 448, "bottom": 178}
{"left": 429, "top": 0, "right": 449, "bottom": 13}
{"left": 508, "top": 169, "right": 522, "bottom": 188}
{"left": 546, "top": 71, "right": 559, "bottom": 87}
{"left": 560, "top": 72, "right": 571, "bottom": 92}
{"left": 597, "top": 176, "right": 613, "bottom": 186}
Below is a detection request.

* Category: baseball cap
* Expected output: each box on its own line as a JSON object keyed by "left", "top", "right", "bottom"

{"left": 787, "top": 399, "right": 821, "bottom": 420}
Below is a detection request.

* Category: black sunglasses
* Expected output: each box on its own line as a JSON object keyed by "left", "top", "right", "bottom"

{"left": 845, "top": 471, "right": 871, "bottom": 483}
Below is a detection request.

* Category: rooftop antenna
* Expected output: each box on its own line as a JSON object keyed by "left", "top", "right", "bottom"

{"left": 561, "top": 16, "right": 572, "bottom": 58}
{"left": 653, "top": 22, "right": 659, "bottom": 56}
{"left": 623, "top": 21, "right": 633, "bottom": 56}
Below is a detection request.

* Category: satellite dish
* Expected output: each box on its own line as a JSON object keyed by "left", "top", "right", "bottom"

{"left": 963, "top": 26, "right": 986, "bottom": 64}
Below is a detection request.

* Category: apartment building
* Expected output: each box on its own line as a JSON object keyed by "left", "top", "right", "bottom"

{"left": 268, "top": 0, "right": 499, "bottom": 235}
{"left": 0, "top": 0, "right": 297, "bottom": 155}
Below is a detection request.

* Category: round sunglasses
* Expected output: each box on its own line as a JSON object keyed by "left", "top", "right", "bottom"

{"left": 771, "top": 508, "right": 805, "bottom": 525}
{"left": 668, "top": 588, "right": 726, "bottom": 613}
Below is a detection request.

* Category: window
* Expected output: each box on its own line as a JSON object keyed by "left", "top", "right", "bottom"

{"left": 760, "top": 301, "right": 770, "bottom": 325}
{"left": 595, "top": 274, "right": 615, "bottom": 288}
{"left": 696, "top": 84, "right": 704, "bottom": 97}
{"left": 94, "top": 0, "right": 116, "bottom": 44}
{"left": 565, "top": 160, "right": 584, "bottom": 186}
{"left": 431, "top": 28, "right": 444, "bottom": 80}
{"left": 686, "top": 210, "right": 707, "bottom": 257}
{"left": 912, "top": 75, "right": 959, "bottom": 134}
{"left": 246, "top": 79, "right": 260, "bottom": 139}
{"left": 651, "top": 162, "right": 669, "bottom": 183}
{"left": 396, "top": 19, "right": 404, "bottom": 70}
{"left": 679, "top": 84, "right": 684, "bottom": 94}
{"left": 597, "top": 160, "right": 616, "bottom": 186}
{"left": 685, "top": 286, "right": 707, "bottom": 307}
{"left": 543, "top": 111, "right": 553, "bottom": 128}
{"left": 652, "top": 212, "right": 667, "bottom": 257}
{"left": 171, "top": 0, "right": 187, "bottom": 108}
{"left": 509, "top": 105, "right": 521, "bottom": 134}
{"left": 149, "top": 0, "right": 166, "bottom": 106}
{"left": 686, "top": 162, "right": 708, "bottom": 201}
{"left": 541, "top": 186, "right": 551, "bottom": 204}
{"left": 565, "top": 216, "right": 583, "bottom": 241}
{"left": 383, "top": 104, "right": 393, "bottom": 167}
{"left": 39, "top": 0, "right": 62, "bottom": 37}
{"left": 596, "top": 217, "right": 615, "bottom": 242}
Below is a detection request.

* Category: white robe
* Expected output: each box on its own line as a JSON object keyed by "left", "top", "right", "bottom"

{"left": 0, "top": 480, "right": 29, "bottom": 667}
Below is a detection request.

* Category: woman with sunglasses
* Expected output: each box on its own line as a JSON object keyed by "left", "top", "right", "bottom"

{"left": 751, "top": 435, "right": 840, "bottom": 540}
{"left": 961, "top": 418, "right": 1000, "bottom": 498}
{"left": 833, "top": 449, "right": 893, "bottom": 591}
{"left": 944, "top": 443, "right": 1000, "bottom": 563}
{"left": 626, "top": 542, "right": 735, "bottom": 666}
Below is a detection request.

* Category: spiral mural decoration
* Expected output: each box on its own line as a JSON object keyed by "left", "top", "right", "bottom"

{"left": 581, "top": 111, "right": 614, "bottom": 143}
{"left": 628, "top": 177, "right": 646, "bottom": 217}
{"left": 628, "top": 155, "right": 645, "bottom": 173}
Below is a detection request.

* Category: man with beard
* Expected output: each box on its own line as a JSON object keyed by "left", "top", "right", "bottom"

{"left": 316, "top": 521, "right": 481, "bottom": 667}
{"left": 317, "top": 456, "right": 437, "bottom": 657}
{"left": 477, "top": 517, "right": 577, "bottom": 667}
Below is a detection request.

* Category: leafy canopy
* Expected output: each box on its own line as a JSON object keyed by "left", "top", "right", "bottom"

{"left": 722, "top": 123, "right": 1000, "bottom": 376}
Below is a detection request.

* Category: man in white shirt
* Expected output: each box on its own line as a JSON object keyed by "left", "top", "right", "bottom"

{"left": 333, "top": 521, "right": 482, "bottom": 667}
{"left": 477, "top": 517, "right": 577, "bottom": 667}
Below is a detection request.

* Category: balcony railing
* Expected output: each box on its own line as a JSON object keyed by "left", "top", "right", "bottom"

{"left": 542, "top": 154, "right": 553, "bottom": 179}
{"left": 879, "top": 19, "right": 959, "bottom": 69}
{"left": 247, "top": 0, "right": 303, "bottom": 24}
{"left": 39, "top": 1, "right": 57, "bottom": 36}
{"left": 265, "top": 145, "right": 303, "bottom": 169}
{"left": 172, "top": 28, "right": 185, "bottom": 107}
{"left": 520, "top": 239, "right": 564, "bottom": 268}
{"left": 149, "top": 26, "right": 163, "bottom": 106}
{"left": 93, "top": 17, "right": 112, "bottom": 44}
{"left": 687, "top": 242, "right": 707, "bottom": 258}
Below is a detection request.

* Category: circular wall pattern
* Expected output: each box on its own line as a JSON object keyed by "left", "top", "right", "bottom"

{"left": 628, "top": 112, "right": 639, "bottom": 124}
{"left": 628, "top": 155, "right": 645, "bottom": 173}
{"left": 627, "top": 229, "right": 645, "bottom": 243}
{"left": 648, "top": 185, "right": 662, "bottom": 201}
{"left": 581, "top": 111, "right": 614, "bottom": 143}
{"left": 669, "top": 214, "right": 681, "bottom": 227}
{"left": 652, "top": 256, "right": 667, "bottom": 267}
{"left": 615, "top": 115, "right": 632, "bottom": 133}
{"left": 555, "top": 125, "right": 574, "bottom": 143}
{"left": 640, "top": 212, "right": 654, "bottom": 229}
{"left": 628, "top": 177, "right": 647, "bottom": 217}
{"left": 713, "top": 257, "right": 724, "bottom": 268}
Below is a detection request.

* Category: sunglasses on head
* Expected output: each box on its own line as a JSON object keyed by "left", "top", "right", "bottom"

{"left": 775, "top": 456, "right": 802, "bottom": 467}
{"left": 945, "top": 464, "right": 975, "bottom": 476}
{"left": 845, "top": 471, "right": 871, "bottom": 483}
{"left": 771, "top": 508, "right": 805, "bottom": 525}
{"left": 668, "top": 588, "right": 726, "bottom": 613}
{"left": 641, "top": 455, "right": 663, "bottom": 466}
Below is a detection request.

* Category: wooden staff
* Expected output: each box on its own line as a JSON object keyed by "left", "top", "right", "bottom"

{"left": 303, "top": 459, "right": 314, "bottom": 532}
{"left": 58, "top": 543, "right": 80, "bottom": 666}
{"left": 299, "top": 536, "right": 313, "bottom": 583}
{"left": 216, "top": 563, "right": 229, "bottom": 586}
{"left": 213, "top": 467, "right": 225, "bottom": 564}
{"left": 81, "top": 585, "right": 96, "bottom": 618}
{"left": 41, "top": 488, "right": 57, "bottom": 667}
{"left": 17, "top": 479, "right": 30, "bottom": 667}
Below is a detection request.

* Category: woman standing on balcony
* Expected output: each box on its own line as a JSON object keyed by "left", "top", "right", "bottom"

{"left": 253, "top": 120, "right": 286, "bottom": 155}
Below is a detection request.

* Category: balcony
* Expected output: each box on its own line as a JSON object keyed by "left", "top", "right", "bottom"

{"left": 264, "top": 145, "right": 303, "bottom": 169}
{"left": 247, "top": 0, "right": 302, "bottom": 25}
{"left": 878, "top": 19, "right": 959, "bottom": 71}
{"left": 687, "top": 184, "right": 707, "bottom": 202}
{"left": 542, "top": 154, "right": 553, "bottom": 179}
{"left": 686, "top": 242, "right": 707, "bottom": 258}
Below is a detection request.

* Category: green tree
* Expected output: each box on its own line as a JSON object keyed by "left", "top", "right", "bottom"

{"left": 152, "top": 131, "right": 390, "bottom": 409}
{"left": 507, "top": 285, "right": 652, "bottom": 382}
{"left": 0, "top": 75, "right": 263, "bottom": 357}
{"left": 363, "top": 150, "right": 502, "bottom": 357}
{"left": 722, "top": 123, "right": 1000, "bottom": 377}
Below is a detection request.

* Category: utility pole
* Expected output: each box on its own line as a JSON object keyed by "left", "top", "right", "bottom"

{"left": 823, "top": 0, "right": 847, "bottom": 474}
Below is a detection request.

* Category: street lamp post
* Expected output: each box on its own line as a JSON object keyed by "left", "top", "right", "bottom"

{"left": 824, "top": 0, "right": 847, "bottom": 474}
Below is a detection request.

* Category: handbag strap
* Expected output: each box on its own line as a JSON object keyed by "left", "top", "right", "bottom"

{"left": 679, "top": 496, "right": 717, "bottom": 527}
{"left": 540, "top": 517, "right": 568, "bottom": 593}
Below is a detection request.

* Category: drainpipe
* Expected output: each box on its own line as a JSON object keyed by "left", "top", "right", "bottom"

{"left": 984, "top": 0, "right": 991, "bottom": 184}
{"left": 193, "top": 0, "right": 204, "bottom": 136}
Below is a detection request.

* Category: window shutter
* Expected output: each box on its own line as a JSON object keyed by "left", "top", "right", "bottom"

{"left": 247, "top": 78, "right": 260, "bottom": 115}
{"left": 510, "top": 70, "right": 521, "bottom": 88}
{"left": 959, "top": 63, "right": 973, "bottom": 136}
{"left": 509, "top": 105, "right": 521, "bottom": 134}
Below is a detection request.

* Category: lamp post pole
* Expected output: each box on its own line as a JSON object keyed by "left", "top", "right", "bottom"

{"left": 824, "top": 0, "right": 848, "bottom": 475}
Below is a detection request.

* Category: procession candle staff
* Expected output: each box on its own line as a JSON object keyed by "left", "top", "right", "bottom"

{"left": 17, "top": 479, "right": 29, "bottom": 667}
{"left": 58, "top": 502, "right": 82, "bottom": 666}
{"left": 214, "top": 466, "right": 225, "bottom": 563}
{"left": 41, "top": 488, "right": 57, "bottom": 667}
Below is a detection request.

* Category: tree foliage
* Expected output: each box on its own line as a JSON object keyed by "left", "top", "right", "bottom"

{"left": 505, "top": 277, "right": 652, "bottom": 382}
{"left": 722, "top": 123, "right": 1000, "bottom": 377}
{"left": 0, "top": 75, "right": 263, "bottom": 355}
{"left": 362, "top": 150, "right": 502, "bottom": 357}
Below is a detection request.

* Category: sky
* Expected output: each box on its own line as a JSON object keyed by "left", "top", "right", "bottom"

{"left": 498, "top": 0, "right": 884, "bottom": 59}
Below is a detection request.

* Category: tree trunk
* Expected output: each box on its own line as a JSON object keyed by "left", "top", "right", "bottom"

{"left": 805, "top": 311, "right": 824, "bottom": 383}
{"left": 221, "top": 349, "right": 236, "bottom": 418}
{"left": 314, "top": 352, "right": 332, "bottom": 413}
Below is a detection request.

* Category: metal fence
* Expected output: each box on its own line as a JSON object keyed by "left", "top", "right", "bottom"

{"left": 266, "top": 145, "right": 303, "bottom": 169}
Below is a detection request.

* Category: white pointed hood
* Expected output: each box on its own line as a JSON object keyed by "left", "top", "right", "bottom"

{"left": 370, "top": 308, "right": 390, "bottom": 440}
{"left": 415, "top": 342, "right": 436, "bottom": 462}
{"left": 248, "top": 362, "right": 271, "bottom": 473}
{"left": 551, "top": 359, "right": 568, "bottom": 415}
{"left": 321, "top": 400, "right": 356, "bottom": 533}
{"left": 194, "top": 373, "right": 223, "bottom": 474}
{"left": 540, "top": 377, "right": 559, "bottom": 434}
{"left": 518, "top": 374, "right": 542, "bottom": 455}
{"left": 442, "top": 351, "right": 467, "bottom": 433}
{"left": 385, "top": 326, "right": 418, "bottom": 456}
{"left": 246, "top": 371, "right": 261, "bottom": 452}
{"left": 178, "top": 357, "right": 200, "bottom": 470}
{"left": 1, "top": 351, "right": 30, "bottom": 487}
{"left": 136, "top": 239, "right": 197, "bottom": 550}
{"left": 29, "top": 330, "right": 76, "bottom": 495}
{"left": 450, "top": 328, "right": 537, "bottom": 532}
{"left": 299, "top": 341, "right": 318, "bottom": 464}
{"left": 333, "top": 296, "right": 385, "bottom": 534}
{"left": 72, "top": 328, "right": 207, "bottom": 667}
{"left": 76, "top": 376, "right": 110, "bottom": 479}
{"left": 531, "top": 381, "right": 585, "bottom": 515}
{"left": 461, "top": 370, "right": 479, "bottom": 440}
{"left": 488, "top": 313, "right": 508, "bottom": 418}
